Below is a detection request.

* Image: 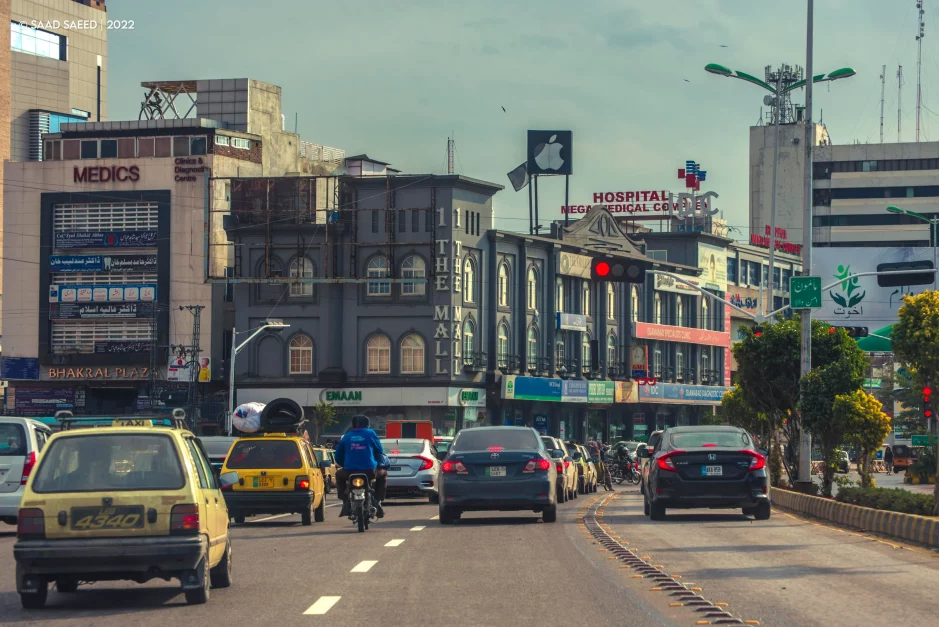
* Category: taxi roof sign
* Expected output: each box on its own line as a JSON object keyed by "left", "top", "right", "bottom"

{"left": 113, "top": 419, "right": 154, "bottom": 428}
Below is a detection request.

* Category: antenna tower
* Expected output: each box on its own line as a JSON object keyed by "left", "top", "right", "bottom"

{"left": 764, "top": 64, "right": 803, "bottom": 124}
{"left": 916, "top": 0, "right": 926, "bottom": 142}
{"left": 447, "top": 136, "right": 454, "bottom": 174}
{"left": 880, "top": 65, "right": 887, "bottom": 143}
{"left": 898, "top": 65, "right": 904, "bottom": 142}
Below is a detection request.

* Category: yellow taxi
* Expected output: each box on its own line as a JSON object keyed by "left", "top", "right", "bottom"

{"left": 221, "top": 433, "right": 326, "bottom": 525}
{"left": 13, "top": 413, "right": 237, "bottom": 609}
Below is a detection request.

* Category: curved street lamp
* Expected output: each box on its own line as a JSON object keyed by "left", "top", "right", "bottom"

{"left": 886, "top": 205, "right": 939, "bottom": 272}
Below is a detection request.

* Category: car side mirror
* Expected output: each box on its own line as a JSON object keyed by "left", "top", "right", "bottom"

{"left": 637, "top": 448, "right": 651, "bottom": 459}
{"left": 550, "top": 450, "right": 564, "bottom": 459}
{"left": 319, "top": 460, "right": 332, "bottom": 470}
{"left": 571, "top": 452, "right": 583, "bottom": 461}
{"left": 564, "top": 456, "right": 572, "bottom": 463}
{"left": 219, "top": 471, "right": 239, "bottom": 487}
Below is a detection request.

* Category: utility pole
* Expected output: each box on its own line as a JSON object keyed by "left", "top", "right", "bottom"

{"left": 181, "top": 305, "right": 204, "bottom": 430}
{"left": 898, "top": 65, "right": 904, "bottom": 142}
{"left": 766, "top": 65, "right": 783, "bottom": 316}
{"left": 880, "top": 64, "right": 886, "bottom": 144}
{"left": 916, "top": 0, "right": 926, "bottom": 142}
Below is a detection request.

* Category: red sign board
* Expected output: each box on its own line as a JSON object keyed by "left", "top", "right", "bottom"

{"left": 750, "top": 225, "right": 802, "bottom": 255}
{"left": 635, "top": 322, "right": 731, "bottom": 348}
{"left": 723, "top": 303, "right": 732, "bottom": 386}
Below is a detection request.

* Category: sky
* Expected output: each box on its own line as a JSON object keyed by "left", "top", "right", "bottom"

{"left": 106, "top": 0, "right": 932, "bottom": 238}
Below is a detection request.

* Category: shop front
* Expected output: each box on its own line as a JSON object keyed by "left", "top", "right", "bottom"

{"left": 635, "top": 382, "right": 730, "bottom": 432}
{"left": 500, "top": 375, "right": 620, "bottom": 442}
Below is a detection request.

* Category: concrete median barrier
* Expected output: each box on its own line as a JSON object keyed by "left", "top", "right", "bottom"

{"left": 770, "top": 488, "right": 939, "bottom": 548}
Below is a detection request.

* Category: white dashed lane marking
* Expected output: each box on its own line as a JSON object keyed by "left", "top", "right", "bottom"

{"left": 350, "top": 560, "right": 378, "bottom": 573}
{"left": 385, "top": 539, "right": 406, "bottom": 547}
{"left": 249, "top": 514, "right": 291, "bottom": 523}
{"left": 410, "top": 526, "right": 426, "bottom": 531}
{"left": 430, "top": 515, "right": 439, "bottom": 520}
{"left": 304, "top": 596, "right": 341, "bottom": 615}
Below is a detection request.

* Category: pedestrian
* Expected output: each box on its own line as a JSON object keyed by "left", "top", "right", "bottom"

{"left": 883, "top": 445, "right": 893, "bottom": 473}
{"left": 593, "top": 440, "right": 613, "bottom": 491}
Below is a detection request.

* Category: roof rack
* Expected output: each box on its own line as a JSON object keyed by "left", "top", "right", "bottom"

{"left": 55, "top": 409, "right": 189, "bottom": 431}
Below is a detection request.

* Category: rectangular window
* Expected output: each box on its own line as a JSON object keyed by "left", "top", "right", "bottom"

{"left": 215, "top": 135, "right": 230, "bottom": 146}
{"left": 137, "top": 138, "right": 154, "bottom": 158}
{"left": 398, "top": 210, "right": 407, "bottom": 232}
{"left": 118, "top": 138, "right": 136, "bottom": 159}
{"left": 773, "top": 267, "right": 781, "bottom": 291}
{"left": 465, "top": 210, "right": 470, "bottom": 235}
{"left": 154, "top": 137, "right": 171, "bottom": 158}
{"left": 80, "top": 140, "right": 98, "bottom": 159}
{"left": 173, "top": 136, "right": 190, "bottom": 157}
{"left": 372, "top": 210, "right": 379, "bottom": 233}
{"left": 475, "top": 213, "right": 480, "bottom": 235}
{"left": 412, "top": 209, "right": 419, "bottom": 232}
{"left": 782, "top": 269, "right": 792, "bottom": 292}
{"left": 646, "top": 250, "right": 667, "bottom": 262}
{"left": 11, "top": 22, "right": 66, "bottom": 61}
{"left": 191, "top": 136, "right": 207, "bottom": 156}
{"left": 231, "top": 137, "right": 251, "bottom": 150}
{"left": 63, "top": 140, "right": 80, "bottom": 160}
{"left": 99, "top": 139, "right": 117, "bottom": 159}
{"left": 54, "top": 201, "right": 158, "bottom": 233}
{"left": 726, "top": 258, "right": 737, "bottom": 284}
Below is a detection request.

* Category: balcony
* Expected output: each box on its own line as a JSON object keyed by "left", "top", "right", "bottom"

{"left": 462, "top": 352, "right": 488, "bottom": 373}
{"left": 527, "top": 357, "right": 551, "bottom": 376}
{"left": 497, "top": 354, "right": 521, "bottom": 374}
{"left": 557, "top": 358, "right": 580, "bottom": 378}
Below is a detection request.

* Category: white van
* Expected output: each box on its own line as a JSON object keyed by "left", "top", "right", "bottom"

{"left": 0, "top": 417, "right": 53, "bottom": 525}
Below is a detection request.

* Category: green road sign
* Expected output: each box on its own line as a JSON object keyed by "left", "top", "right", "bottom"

{"left": 790, "top": 276, "right": 822, "bottom": 309}
{"left": 912, "top": 434, "right": 930, "bottom": 446}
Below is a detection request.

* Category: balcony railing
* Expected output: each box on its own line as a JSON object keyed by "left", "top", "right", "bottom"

{"left": 557, "top": 358, "right": 580, "bottom": 378}
{"left": 462, "top": 351, "right": 487, "bottom": 373}
{"left": 497, "top": 354, "right": 521, "bottom": 374}
{"left": 300, "top": 141, "right": 345, "bottom": 165}
{"left": 527, "top": 357, "right": 551, "bottom": 376}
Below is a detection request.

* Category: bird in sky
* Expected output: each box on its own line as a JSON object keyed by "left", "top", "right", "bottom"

{"left": 720, "top": 44, "right": 728, "bottom": 48}
{"left": 683, "top": 79, "right": 690, "bottom": 82}
{"left": 501, "top": 106, "right": 506, "bottom": 112}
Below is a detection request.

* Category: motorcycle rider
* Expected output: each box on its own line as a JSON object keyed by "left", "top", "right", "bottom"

{"left": 335, "top": 415, "right": 388, "bottom": 519}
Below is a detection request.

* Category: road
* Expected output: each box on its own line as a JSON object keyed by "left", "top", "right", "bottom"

{"left": 1, "top": 488, "right": 937, "bottom": 626}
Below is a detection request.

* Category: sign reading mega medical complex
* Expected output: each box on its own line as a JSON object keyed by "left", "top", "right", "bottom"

{"left": 560, "top": 190, "right": 719, "bottom": 220}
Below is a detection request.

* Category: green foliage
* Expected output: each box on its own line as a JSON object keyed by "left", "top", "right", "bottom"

{"left": 909, "top": 434, "right": 938, "bottom": 478}
{"left": 309, "top": 402, "right": 337, "bottom": 443}
{"left": 721, "top": 385, "right": 769, "bottom": 442}
{"left": 698, "top": 412, "right": 724, "bottom": 426}
{"left": 834, "top": 474, "right": 856, "bottom": 491}
{"left": 833, "top": 390, "right": 892, "bottom": 488}
{"left": 835, "top": 487, "right": 936, "bottom": 516}
{"left": 888, "top": 371, "right": 928, "bottom": 436}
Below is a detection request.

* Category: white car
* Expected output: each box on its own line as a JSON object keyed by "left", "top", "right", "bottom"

{"left": 0, "top": 417, "right": 53, "bottom": 525}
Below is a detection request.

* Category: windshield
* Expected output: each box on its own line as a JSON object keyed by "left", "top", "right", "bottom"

{"left": 32, "top": 434, "right": 185, "bottom": 493}
{"left": 454, "top": 429, "right": 540, "bottom": 452}
{"left": 200, "top": 438, "right": 236, "bottom": 458}
{"left": 893, "top": 445, "right": 913, "bottom": 457}
{"left": 381, "top": 440, "right": 424, "bottom": 455}
{"left": 668, "top": 431, "right": 752, "bottom": 449}
{"left": 0, "top": 423, "right": 27, "bottom": 456}
{"left": 226, "top": 440, "right": 303, "bottom": 469}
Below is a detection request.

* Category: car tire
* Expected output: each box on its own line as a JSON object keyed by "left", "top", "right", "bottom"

{"left": 643, "top": 493, "right": 651, "bottom": 516}
{"left": 542, "top": 505, "right": 558, "bottom": 523}
{"left": 209, "top": 541, "right": 233, "bottom": 589}
{"left": 649, "top": 500, "right": 666, "bottom": 521}
{"left": 439, "top": 506, "right": 459, "bottom": 524}
{"left": 184, "top": 553, "right": 211, "bottom": 605}
{"left": 20, "top": 584, "right": 48, "bottom": 610}
{"left": 324, "top": 478, "right": 332, "bottom": 494}
{"left": 572, "top": 485, "right": 578, "bottom": 499}
{"left": 55, "top": 579, "right": 78, "bottom": 593}
{"left": 233, "top": 515, "right": 245, "bottom": 525}
{"left": 428, "top": 493, "right": 440, "bottom": 504}
{"left": 314, "top": 496, "right": 326, "bottom": 523}
{"left": 754, "top": 502, "right": 771, "bottom": 521}
{"left": 301, "top": 501, "right": 313, "bottom": 526}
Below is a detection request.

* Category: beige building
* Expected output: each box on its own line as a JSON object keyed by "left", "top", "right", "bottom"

{"left": 1, "top": 77, "right": 343, "bottom": 415}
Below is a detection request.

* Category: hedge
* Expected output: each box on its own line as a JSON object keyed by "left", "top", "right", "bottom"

{"left": 835, "top": 486, "right": 935, "bottom": 516}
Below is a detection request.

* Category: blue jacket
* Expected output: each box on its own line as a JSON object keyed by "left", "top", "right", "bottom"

{"left": 335, "top": 428, "right": 384, "bottom": 471}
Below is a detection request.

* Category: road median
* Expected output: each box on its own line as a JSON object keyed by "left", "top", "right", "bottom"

{"left": 770, "top": 487, "right": 939, "bottom": 548}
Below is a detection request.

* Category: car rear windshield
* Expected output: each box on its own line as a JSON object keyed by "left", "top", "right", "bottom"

{"left": 454, "top": 429, "right": 540, "bottom": 452}
{"left": 225, "top": 440, "right": 303, "bottom": 469}
{"left": 380, "top": 441, "right": 424, "bottom": 455}
{"left": 0, "top": 423, "right": 27, "bottom": 456}
{"left": 893, "top": 445, "right": 913, "bottom": 457}
{"left": 669, "top": 431, "right": 751, "bottom": 449}
{"left": 31, "top": 434, "right": 185, "bottom": 493}
{"left": 200, "top": 438, "right": 236, "bottom": 458}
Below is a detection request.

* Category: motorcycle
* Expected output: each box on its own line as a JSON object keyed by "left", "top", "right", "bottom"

{"left": 348, "top": 473, "right": 378, "bottom": 532}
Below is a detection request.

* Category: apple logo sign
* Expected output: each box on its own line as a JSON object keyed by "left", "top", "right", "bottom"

{"left": 534, "top": 134, "right": 564, "bottom": 171}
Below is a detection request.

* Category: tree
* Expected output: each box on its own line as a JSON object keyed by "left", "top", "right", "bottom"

{"left": 891, "top": 290, "right": 939, "bottom": 514}
{"left": 308, "top": 402, "right": 337, "bottom": 444}
{"left": 886, "top": 371, "right": 928, "bottom": 436}
{"left": 721, "top": 385, "right": 783, "bottom": 486}
{"left": 833, "top": 390, "right": 891, "bottom": 488}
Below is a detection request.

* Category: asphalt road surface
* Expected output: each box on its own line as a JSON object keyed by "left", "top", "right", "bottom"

{"left": 1, "top": 489, "right": 937, "bottom": 626}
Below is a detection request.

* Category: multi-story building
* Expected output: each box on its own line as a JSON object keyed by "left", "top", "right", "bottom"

{"left": 0, "top": 77, "right": 343, "bottom": 416}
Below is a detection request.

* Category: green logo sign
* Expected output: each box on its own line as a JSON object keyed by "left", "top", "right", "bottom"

{"left": 325, "top": 390, "right": 362, "bottom": 402}
{"left": 461, "top": 390, "right": 479, "bottom": 402}
{"left": 829, "top": 264, "right": 865, "bottom": 313}
{"left": 790, "top": 276, "right": 822, "bottom": 309}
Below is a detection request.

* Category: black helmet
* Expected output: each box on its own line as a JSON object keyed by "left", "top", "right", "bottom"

{"left": 352, "top": 414, "right": 370, "bottom": 429}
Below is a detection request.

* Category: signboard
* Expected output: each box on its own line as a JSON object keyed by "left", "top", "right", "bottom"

{"left": 49, "top": 284, "right": 156, "bottom": 303}
{"left": 166, "top": 357, "right": 211, "bottom": 383}
{"left": 12, "top": 387, "right": 75, "bottom": 415}
{"left": 751, "top": 225, "right": 801, "bottom": 255}
{"left": 814, "top": 247, "right": 935, "bottom": 325}
{"left": 614, "top": 381, "right": 638, "bottom": 403}
{"left": 503, "top": 376, "right": 563, "bottom": 402}
{"left": 527, "top": 130, "right": 573, "bottom": 176}
{"left": 533, "top": 414, "right": 549, "bottom": 435}
{"left": 558, "top": 252, "right": 592, "bottom": 279}
{"left": 790, "top": 276, "right": 822, "bottom": 309}
{"left": 697, "top": 243, "right": 727, "bottom": 291}
{"left": 54, "top": 231, "right": 158, "bottom": 249}
{"left": 50, "top": 302, "right": 153, "bottom": 320}
{"left": 912, "top": 434, "right": 930, "bottom": 446}
{"left": 560, "top": 190, "right": 718, "bottom": 220}
{"left": 561, "top": 379, "right": 588, "bottom": 403}
{"left": 556, "top": 312, "right": 588, "bottom": 332}
{"left": 94, "top": 341, "right": 152, "bottom": 354}
{"left": 46, "top": 366, "right": 150, "bottom": 380}
{"left": 49, "top": 254, "right": 158, "bottom": 273}
{"left": 630, "top": 346, "right": 648, "bottom": 378}
{"left": 457, "top": 388, "right": 486, "bottom": 407}
{"left": 588, "top": 381, "right": 615, "bottom": 403}
{"left": 728, "top": 285, "right": 762, "bottom": 313}
{"left": 635, "top": 322, "right": 730, "bottom": 348}
{"left": 1, "top": 357, "right": 40, "bottom": 381}
{"left": 638, "top": 383, "right": 731, "bottom": 405}
{"left": 653, "top": 273, "right": 701, "bottom": 297}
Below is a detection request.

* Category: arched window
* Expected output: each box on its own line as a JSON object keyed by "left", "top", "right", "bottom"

{"left": 527, "top": 267, "right": 538, "bottom": 310}
{"left": 463, "top": 318, "right": 475, "bottom": 357}
{"left": 582, "top": 281, "right": 591, "bottom": 317}
{"left": 607, "top": 284, "right": 616, "bottom": 320}
{"left": 676, "top": 297, "right": 684, "bottom": 327}
{"left": 366, "top": 334, "right": 391, "bottom": 374}
{"left": 401, "top": 256, "right": 425, "bottom": 296}
{"left": 367, "top": 256, "right": 390, "bottom": 296}
{"left": 582, "top": 331, "right": 592, "bottom": 369}
{"left": 654, "top": 293, "right": 663, "bottom": 325}
{"left": 400, "top": 334, "right": 425, "bottom": 374}
{"left": 607, "top": 332, "right": 617, "bottom": 369}
{"left": 701, "top": 298, "right": 709, "bottom": 330}
{"left": 497, "top": 323, "right": 509, "bottom": 364}
{"left": 498, "top": 264, "right": 510, "bottom": 307}
{"left": 527, "top": 326, "right": 539, "bottom": 363}
{"left": 463, "top": 258, "right": 475, "bottom": 303}
{"left": 701, "top": 350, "right": 710, "bottom": 381}
{"left": 631, "top": 286, "right": 640, "bottom": 323}
{"left": 556, "top": 277, "right": 564, "bottom": 313}
{"left": 289, "top": 258, "right": 313, "bottom": 297}
{"left": 555, "top": 331, "right": 566, "bottom": 365}
{"left": 288, "top": 335, "right": 313, "bottom": 374}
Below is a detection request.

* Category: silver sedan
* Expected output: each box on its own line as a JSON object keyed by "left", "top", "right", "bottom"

{"left": 381, "top": 438, "right": 441, "bottom": 503}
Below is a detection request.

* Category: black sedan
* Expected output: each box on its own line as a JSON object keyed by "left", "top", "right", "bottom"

{"left": 637, "top": 426, "right": 769, "bottom": 521}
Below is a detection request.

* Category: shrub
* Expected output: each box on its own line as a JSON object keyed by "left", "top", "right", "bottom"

{"left": 835, "top": 486, "right": 935, "bottom": 516}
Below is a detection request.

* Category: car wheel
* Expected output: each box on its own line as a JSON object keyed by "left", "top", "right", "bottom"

{"left": 55, "top": 579, "right": 78, "bottom": 593}
{"left": 20, "top": 584, "right": 48, "bottom": 610}
{"left": 754, "top": 502, "right": 771, "bottom": 521}
{"left": 314, "top": 496, "right": 326, "bottom": 523}
{"left": 428, "top": 492, "right": 440, "bottom": 504}
{"left": 572, "top": 485, "right": 578, "bottom": 499}
{"left": 184, "top": 553, "right": 211, "bottom": 605}
{"left": 643, "top": 493, "right": 651, "bottom": 516}
{"left": 301, "top": 501, "right": 313, "bottom": 526}
{"left": 209, "top": 541, "right": 233, "bottom": 588}
{"left": 542, "top": 505, "right": 557, "bottom": 523}
{"left": 439, "top": 506, "right": 459, "bottom": 524}
{"left": 324, "top": 478, "right": 332, "bottom": 494}
{"left": 649, "top": 500, "right": 666, "bottom": 521}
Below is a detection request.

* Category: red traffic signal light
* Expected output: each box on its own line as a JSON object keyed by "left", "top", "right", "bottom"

{"left": 590, "top": 258, "right": 645, "bottom": 283}
{"left": 829, "top": 326, "right": 836, "bottom": 335}
{"left": 754, "top": 330, "right": 763, "bottom": 337}
{"left": 595, "top": 261, "right": 611, "bottom": 277}
{"left": 924, "top": 387, "right": 932, "bottom": 396}
{"left": 925, "top": 409, "right": 933, "bottom": 418}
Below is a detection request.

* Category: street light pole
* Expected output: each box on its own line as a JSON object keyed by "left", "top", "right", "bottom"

{"left": 767, "top": 71, "right": 782, "bottom": 316}
{"left": 885, "top": 205, "right": 939, "bottom": 290}
{"left": 227, "top": 320, "right": 289, "bottom": 435}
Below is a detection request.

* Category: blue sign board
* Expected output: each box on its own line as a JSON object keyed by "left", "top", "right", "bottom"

{"left": 631, "top": 369, "right": 648, "bottom": 378}
{"left": 504, "top": 376, "right": 563, "bottom": 402}
{"left": 49, "top": 284, "right": 157, "bottom": 303}
{"left": 50, "top": 254, "right": 158, "bottom": 273}
{"left": 1, "top": 357, "right": 40, "bottom": 380}
{"left": 54, "top": 231, "right": 158, "bottom": 249}
{"left": 533, "top": 414, "right": 549, "bottom": 435}
{"left": 556, "top": 312, "right": 588, "bottom": 332}
{"left": 638, "top": 383, "right": 730, "bottom": 404}
{"left": 561, "top": 379, "right": 588, "bottom": 403}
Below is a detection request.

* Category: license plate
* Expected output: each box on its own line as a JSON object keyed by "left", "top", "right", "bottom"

{"left": 353, "top": 489, "right": 365, "bottom": 500}
{"left": 702, "top": 465, "right": 723, "bottom": 476}
{"left": 486, "top": 466, "right": 506, "bottom": 477}
{"left": 389, "top": 466, "right": 402, "bottom": 472}
{"left": 71, "top": 506, "right": 145, "bottom": 531}
{"left": 253, "top": 476, "right": 275, "bottom": 488}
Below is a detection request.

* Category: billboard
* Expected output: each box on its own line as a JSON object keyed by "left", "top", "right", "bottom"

{"left": 49, "top": 284, "right": 157, "bottom": 303}
{"left": 50, "top": 302, "right": 154, "bottom": 320}
{"left": 813, "top": 247, "right": 935, "bottom": 327}
{"left": 527, "top": 130, "right": 573, "bottom": 176}
{"left": 50, "top": 254, "right": 158, "bottom": 273}
{"left": 635, "top": 322, "right": 730, "bottom": 348}
{"left": 54, "top": 231, "right": 158, "bottom": 249}
{"left": 698, "top": 243, "right": 727, "bottom": 291}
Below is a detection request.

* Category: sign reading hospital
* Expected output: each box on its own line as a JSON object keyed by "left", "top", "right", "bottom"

{"left": 561, "top": 190, "right": 720, "bottom": 220}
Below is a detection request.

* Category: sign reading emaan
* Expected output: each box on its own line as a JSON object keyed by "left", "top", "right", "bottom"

{"left": 324, "top": 390, "right": 362, "bottom": 403}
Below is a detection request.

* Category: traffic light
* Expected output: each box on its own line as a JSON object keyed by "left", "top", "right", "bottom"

{"left": 828, "top": 326, "right": 868, "bottom": 338}
{"left": 591, "top": 257, "right": 645, "bottom": 283}
{"left": 876, "top": 261, "right": 935, "bottom": 287}
{"left": 924, "top": 387, "right": 933, "bottom": 421}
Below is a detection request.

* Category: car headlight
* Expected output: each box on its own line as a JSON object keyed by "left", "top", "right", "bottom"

{"left": 351, "top": 477, "right": 365, "bottom": 488}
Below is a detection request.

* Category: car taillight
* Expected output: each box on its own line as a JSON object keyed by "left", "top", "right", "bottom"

{"left": 170, "top": 504, "right": 200, "bottom": 534}
{"left": 563, "top": 460, "right": 571, "bottom": 469}
{"left": 17, "top": 508, "right": 44, "bottom": 539}
{"left": 555, "top": 462, "right": 564, "bottom": 474}
{"left": 442, "top": 460, "right": 467, "bottom": 474}
{"left": 523, "top": 458, "right": 552, "bottom": 473}
{"left": 21, "top": 452, "right": 36, "bottom": 485}
{"left": 741, "top": 449, "right": 766, "bottom": 471}
{"left": 701, "top": 443, "right": 717, "bottom": 447}
{"left": 415, "top": 456, "right": 434, "bottom": 471}
{"left": 295, "top": 476, "right": 311, "bottom": 490}
{"left": 656, "top": 450, "right": 684, "bottom": 472}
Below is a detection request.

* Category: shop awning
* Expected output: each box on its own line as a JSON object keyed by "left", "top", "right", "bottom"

{"left": 856, "top": 325, "right": 893, "bottom": 353}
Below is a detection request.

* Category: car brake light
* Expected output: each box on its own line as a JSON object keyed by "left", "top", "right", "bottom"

{"left": 555, "top": 462, "right": 564, "bottom": 474}
{"left": 701, "top": 443, "right": 717, "bottom": 447}
{"left": 523, "top": 458, "right": 552, "bottom": 473}
{"left": 17, "top": 508, "right": 44, "bottom": 539}
{"left": 488, "top": 446, "right": 504, "bottom": 452}
{"left": 295, "top": 476, "right": 311, "bottom": 490}
{"left": 414, "top": 456, "right": 434, "bottom": 471}
{"left": 170, "top": 504, "right": 200, "bottom": 534}
{"left": 741, "top": 449, "right": 766, "bottom": 471}
{"left": 442, "top": 460, "right": 467, "bottom": 474}
{"left": 21, "top": 452, "right": 36, "bottom": 485}
{"left": 656, "top": 450, "right": 684, "bottom": 472}
{"left": 563, "top": 460, "right": 571, "bottom": 469}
